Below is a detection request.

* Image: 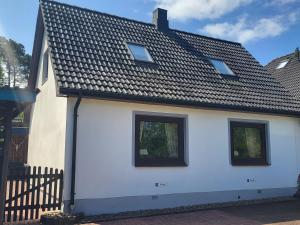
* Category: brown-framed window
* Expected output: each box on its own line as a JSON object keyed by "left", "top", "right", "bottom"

{"left": 135, "top": 114, "right": 186, "bottom": 167}
{"left": 230, "top": 121, "right": 269, "bottom": 166}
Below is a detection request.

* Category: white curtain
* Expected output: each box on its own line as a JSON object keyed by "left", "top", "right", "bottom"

{"left": 165, "top": 123, "right": 178, "bottom": 158}
{"left": 140, "top": 121, "right": 144, "bottom": 142}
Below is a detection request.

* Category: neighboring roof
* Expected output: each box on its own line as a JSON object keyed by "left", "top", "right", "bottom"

{"left": 0, "top": 87, "right": 36, "bottom": 117}
{"left": 30, "top": 0, "right": 300, "bottom": 116}
{"left": 266, "top": 50, "right": 300, "bottom": 100}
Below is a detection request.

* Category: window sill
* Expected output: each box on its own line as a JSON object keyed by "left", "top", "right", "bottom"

{"left": 231, "top": 161, "right": 270, "bottom": 166}
{"left": 135, "top": 160, "right": 187, "bottom": 167}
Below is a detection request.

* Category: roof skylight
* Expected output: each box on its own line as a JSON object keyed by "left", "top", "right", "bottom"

{"left": 276, "top": 60, "right": 289, "bottom": 69}
{"left": 210, "top": 59, "right": 235, "bottom": 76}
{"left": 127, "top": 43, "right": 153, "bottom": 62}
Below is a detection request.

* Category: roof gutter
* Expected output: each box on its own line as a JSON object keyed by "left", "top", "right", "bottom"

{"left": 70, "top": 94, "right": 82, "bottom": 210}
{"left": 59, "top": 88, "right": 300, "bottom": 118}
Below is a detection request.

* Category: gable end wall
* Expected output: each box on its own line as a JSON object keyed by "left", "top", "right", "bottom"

{"left": 27, "top": 33, "right": 68, "bottom": 170}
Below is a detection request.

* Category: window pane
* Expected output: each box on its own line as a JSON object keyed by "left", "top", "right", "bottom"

{"left": 127, "top": 43, "right": 153, "bottom": 62}
{"left": 43, "top": 49, "right": 49, "bottom": 83}
{"left": 232, "top": 126, "right": 263, "bottom": 159}
{"left": 211, "top": 59, "right": 234, "bottom": 75}
{"left": 276, "top": 60, "right": 288, "bottom": 69}
{"left": 139, "top": 121, "right": 179, "bottom": 159}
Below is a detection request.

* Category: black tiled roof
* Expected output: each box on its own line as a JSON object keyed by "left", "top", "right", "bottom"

{"left": 266, "top": 50, "right": 300, "bottom": 100}
{"left": 33, "top": 0, "right": 300, "bottom": 115}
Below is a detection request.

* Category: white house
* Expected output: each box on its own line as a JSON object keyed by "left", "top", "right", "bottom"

{"left": 27, "top": 0, "right": 300, "bottom": 216}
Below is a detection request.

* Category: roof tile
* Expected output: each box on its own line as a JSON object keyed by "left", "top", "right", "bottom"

{"left": 40, "top": 0, "right": 300, "bottom": 115}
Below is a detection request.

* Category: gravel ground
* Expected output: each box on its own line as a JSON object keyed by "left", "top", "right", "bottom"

{"left": 83, "top": 200, "right": 300, "bottom": 225}
{"left": 7, "top": 200, "right": 300, "bottom": 225}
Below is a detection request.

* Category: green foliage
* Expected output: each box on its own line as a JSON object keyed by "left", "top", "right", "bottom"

{"left": 0, "top": 36, "right": 31, "bottom": 87}
{"left": 12, "top": 112, "right": 25, "bottom": 126}
{"left": 140, "top": 122, "right": 170, "bottom": 158}
{"left": 233, "top": 127, "right": 262, "bottom": 159}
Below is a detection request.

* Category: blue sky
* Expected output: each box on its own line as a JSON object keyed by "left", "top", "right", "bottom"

{"left": 0, "top": 0, "right": 299, "bottom": 65}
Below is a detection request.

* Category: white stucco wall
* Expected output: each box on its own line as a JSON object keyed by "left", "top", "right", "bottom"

{"left": 295, "top": 120, "right": 300, "bottom": 173}
{"left": 64, "top": 98, "right": 300, "bottom": 202}
{"left": 27, "top": 33, "right": 67, "bottom": 170}
{"left": 26, "top": 32, "right": 300, "bottom": 215}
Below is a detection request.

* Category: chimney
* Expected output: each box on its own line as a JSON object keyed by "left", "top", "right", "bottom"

{"left": 153, "top": 8, "right": 169, "bottom": 31}
{"left": 295, "top": 47, "right": 300, "bottom": 60}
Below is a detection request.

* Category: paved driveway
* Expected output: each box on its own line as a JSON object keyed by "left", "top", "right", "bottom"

{"left": 84, "top": 200, "right": 300, "bottom": 225}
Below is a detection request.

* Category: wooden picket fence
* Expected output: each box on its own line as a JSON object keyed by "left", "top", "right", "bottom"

{"left": 4, "top": 166, "right": 63, "bottom": 223}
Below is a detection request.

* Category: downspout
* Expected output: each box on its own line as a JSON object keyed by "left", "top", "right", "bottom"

{"left": 70, "top": 94, "right": 82, "bottom": 210}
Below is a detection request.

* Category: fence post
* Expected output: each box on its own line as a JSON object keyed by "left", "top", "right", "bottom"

{"left": 24, "top": 166, "right": 31, "bottom": 220}
{"left": 30, "top": 167, "right": 37, "bottom": 219}
{"left": 7, "top": 178, "right": 13, "bottom": 222}
{"left": 0, "top": 113, "right": 12, "bottom": 225}
{"left": 13, "top": 177, "right": 19, "bottom": 221}
{"left": 35, "top": 167, "right": 41, "bottom": 219}
{"left": 48, "top": 168, "right": 53, "bottom": 211}
{"left": 19, "top": 172, "right": 25, "bottom": 221}
{"left": 53, "top": 169, "right": 58, "bottom": 210}
{"left": 42, "top": 167, "right": 48, "bottom": 212}
{"left": 58, "top": 170, "right": 63, "bottom": 210}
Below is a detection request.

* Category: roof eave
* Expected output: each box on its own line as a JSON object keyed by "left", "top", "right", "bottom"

{"left": 59, "top": 88, "right": 300, "bottom": 118}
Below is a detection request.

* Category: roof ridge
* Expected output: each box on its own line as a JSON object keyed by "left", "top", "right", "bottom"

{"left": 40, "top": 0, "right": 155, "bottom": 27}
{"left": 266, "top": 52, "right": 295, "bottom": 66}
{"left": 41, "top": 0, "right": 241, "bottom": 46}
{"left": 275, "top": 52, "right": 294, "bottom": 61}
{"left": 172, "top": 29, "right": 241, "bottom": 46}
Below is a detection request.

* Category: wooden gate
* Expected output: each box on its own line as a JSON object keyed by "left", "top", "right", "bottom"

{"left": 9, "top": 127, "right": 29, "bottom": 164}
{"left": 4, "top": 166, "right": 63, "bottom": 223}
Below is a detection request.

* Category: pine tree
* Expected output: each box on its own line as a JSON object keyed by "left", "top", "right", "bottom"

{"left": 0, "top": 36, "right": 31, "bottom": 87}
{"left": 0, "top": 58, "right": 4, "bottom": 85}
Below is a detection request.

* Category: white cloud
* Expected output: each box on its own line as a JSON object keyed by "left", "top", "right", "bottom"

{"left": 200, "top": 13, "right": 298, "bottom": 43}
{"left": 154, "top": 0, "right": 252, "bottom": 20}
{"left": 288, "top": 11, "right": 298, "bottom": 23}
